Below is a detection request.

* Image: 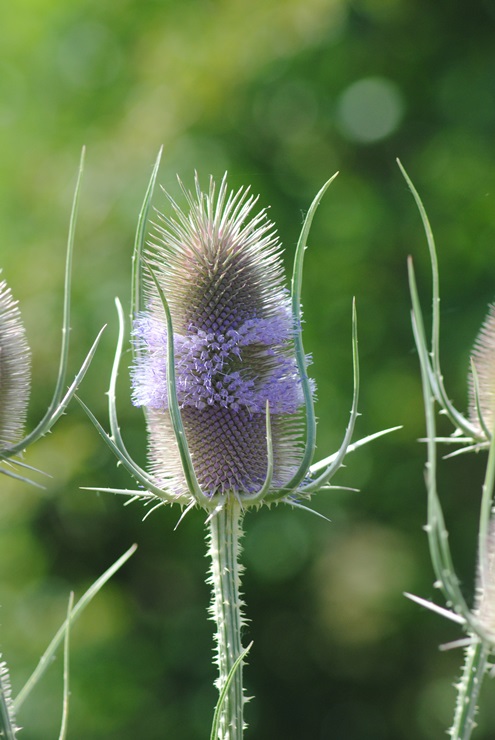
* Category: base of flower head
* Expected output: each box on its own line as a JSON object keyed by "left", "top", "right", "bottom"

{"left": 145, "top": 403, "right": 304, "bottom": 500}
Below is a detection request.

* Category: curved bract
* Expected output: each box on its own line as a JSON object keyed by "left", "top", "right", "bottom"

{"left": 0, "top": 149, "right": 104, "bottom": 486}
{"left": 403, "top": 159, "right": 495, "bottom": 740}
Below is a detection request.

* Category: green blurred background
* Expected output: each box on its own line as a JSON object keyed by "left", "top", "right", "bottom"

{"left": 2, "top": 0, "right": 495, "bottom": 737}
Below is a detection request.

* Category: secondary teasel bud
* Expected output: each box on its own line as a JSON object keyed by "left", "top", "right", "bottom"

{"left": 132, "top": 174, "right": 307, "bottom": 498}
{"left": 468, "top": 303, "right": 495, "bottom": 434}
{"left": 0, "top": 275, "right": 31, "bottom": 449}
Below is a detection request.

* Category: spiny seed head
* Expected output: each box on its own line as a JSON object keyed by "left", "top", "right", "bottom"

{"left": 468, "top": 304, "right": 495, "bottom": 433}
{"left": 131, "top": 174, "right": 308, "bottom": 499}
{"left": 0, "top": 275, "right": 31, "bottom": 448}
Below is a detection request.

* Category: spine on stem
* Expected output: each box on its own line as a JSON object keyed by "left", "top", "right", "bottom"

{"left": 207, "top": 498, "right": 247, "bottom": 740}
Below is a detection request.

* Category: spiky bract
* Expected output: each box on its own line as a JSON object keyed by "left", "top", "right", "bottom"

{"left": 0, "top": 276, "right": 31, "bottom": 449}
{"left": 132, "top": 175, "right": 306, "bottom": 499}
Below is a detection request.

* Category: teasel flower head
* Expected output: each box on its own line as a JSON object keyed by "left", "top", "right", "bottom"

{"left": 86, "top": 161, "right": 369, "bottom": 514}
{"left": 131, "top": 174, "right": 308, "bottom": 501}
{"left": 0, "top": 274, "right": 31, "bottom": 448}
{"left": 468, "top": 303, "right": 495, "bottom": 436}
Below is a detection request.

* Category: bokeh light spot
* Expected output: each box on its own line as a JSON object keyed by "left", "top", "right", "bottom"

{"left": 56, "top": 21, "right": 122, "bottom": 89}
{"left": 336, "top": 76, "right": 404, "bottom": 143}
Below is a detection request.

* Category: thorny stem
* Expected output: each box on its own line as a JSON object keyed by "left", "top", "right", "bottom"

{"left": 0, "top": 657, "right": 17, "bottom": 740}
{"left": 207, "top": 498, "right": 246, "bottom": 739}
{"left": 405, "top": 162, "right": 495, "bottom": 740}
{"left": 450, "top": 640, "right": 489, "bottom": 740}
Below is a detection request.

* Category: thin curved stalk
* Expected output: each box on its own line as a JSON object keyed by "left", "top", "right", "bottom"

{"left": 400, "top": 162, "right": 480, "bottom": 441}
{"left": 0, "top": 466, "right": 45, "bottom": 488}
{"left": 131, "top": 147, "right": 163, "bottom": 329}
{"left": 241, "top": 401, "right": 274, "bottom": 506}
{"left": 58, "top": 592, "right": 74, "bottom": 740}
{"left": 76, "top": 396, "right": 179, "bottom": 503}
{"left": 76, "top": 299, "right": 182, "bottom": 504}
{"left": 4, "top": 148, "right": 86, "bottom": 456}
{"left": 145, "top": 263, "right": 205, "bottom": 505}
{"left": 302, "top": 298, "right": 359, "bottom": 493}
{"left": 411, "top": 305, "right": 480, "bottom": 631}
{"left": 108, "top": 299, "right": 153, "bottom": 473}
{"left": 310, "top": 425, "right": 402, "bottom": 474}
{"left": 282, "top": 173, "right": 339, "bottom": 493}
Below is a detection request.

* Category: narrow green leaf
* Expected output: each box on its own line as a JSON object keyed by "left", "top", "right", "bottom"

{"left": 15, "top": 544, "right": 137, "bottom": 711}
{"left": 209, "top": 640, "right": 253, "bottom": 740}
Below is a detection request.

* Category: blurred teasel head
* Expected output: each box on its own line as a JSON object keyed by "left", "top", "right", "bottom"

{"left": 0, "top": 274, "right": 31, "bottom": 449}
{"left": 131, "top": 174, "right": 307, "bottom": 501}
{"left": 468, "top": 304, "right": 495, "bottom": 435}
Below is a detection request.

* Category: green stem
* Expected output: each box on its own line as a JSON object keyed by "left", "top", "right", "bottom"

{"left": 450, "top": 640, "right": 489, "bottom": 740}
{"left": 207, "top": 498, "right": 246, "bottom": 740}
{"left": 0, "top": 657, "right": 18, "bottom": 739}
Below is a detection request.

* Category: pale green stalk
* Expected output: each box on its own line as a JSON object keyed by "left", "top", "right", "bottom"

{"left": 403, "top": 160, "right": 495, "bottom": 739}
{"left": 58, "top": 592, "right": 74, "bottom": 740}
{"left": 450, "top": 641, "right": 489, "bottom": 740}
{"left": 0, "top": 657, "right": 17, "bottom": 739}
{"left": 207, "top": 499, "right": 246, "bottom": 739}
{"left": 82, "top": 162, "right": 399, "bottom": 740}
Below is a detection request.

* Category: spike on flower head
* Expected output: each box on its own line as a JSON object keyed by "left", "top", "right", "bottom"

{"left": 468, "top": 303, "right": 495, "bottom": 434}
{"left": 0, "top": 275, "right": 31, "bottom": 449}
{"left": 131, "top": 174, "right": 308, "bottom": 499}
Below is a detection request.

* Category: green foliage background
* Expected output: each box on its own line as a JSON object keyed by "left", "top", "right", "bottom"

{"left": 2, "top": 0, "right": 495, "bottom": 737}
